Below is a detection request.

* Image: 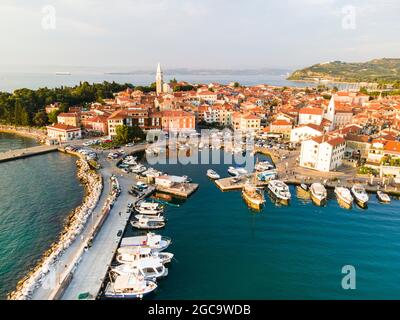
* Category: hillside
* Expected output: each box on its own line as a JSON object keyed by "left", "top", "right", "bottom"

{"left": 287, "top": 58, "right": 400, "bottom": 84}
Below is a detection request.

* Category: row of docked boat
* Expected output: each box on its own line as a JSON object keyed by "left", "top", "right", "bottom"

{"left": 105, "top": 233, "right": 173, "bottom": 299}
{"left": 130, "top": 200, "right": 166, "bottom": 230}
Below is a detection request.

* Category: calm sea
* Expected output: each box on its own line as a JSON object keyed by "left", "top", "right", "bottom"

{"left": 0, "top": 133, "right": 84, "bottom": 299}
{"left": 120, "top": 150, "right": 400, "bottom": 299}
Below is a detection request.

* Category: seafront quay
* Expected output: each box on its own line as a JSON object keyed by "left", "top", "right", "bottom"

{"left": 0, "top": 144, "right": 59, "bottom": 163}
{"left": 8, "top": 158, "right": 103, "bottom": 300}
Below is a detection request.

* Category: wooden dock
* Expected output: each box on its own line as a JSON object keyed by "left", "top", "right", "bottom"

{"left": 0, "top": 145, "right": 60, "bottom": 163}
{"left": 155, "top": 182, "right": 199, "bottom": 198}
{"left": 215, "top": 174, "right": 270, "bottom": 191}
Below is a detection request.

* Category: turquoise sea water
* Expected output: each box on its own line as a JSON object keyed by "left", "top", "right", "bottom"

{"left": 122, "top": 150, "right": 400, "bottom": 299}
{"left": 0, "top": 135, "right": 84, "bottom": 299}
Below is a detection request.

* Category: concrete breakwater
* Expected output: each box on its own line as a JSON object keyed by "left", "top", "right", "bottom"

{"left": 7, "top": 158, "right": 103, "bottom": 300}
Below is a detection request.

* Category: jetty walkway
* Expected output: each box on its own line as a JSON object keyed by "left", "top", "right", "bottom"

{"left": 0, "top": 145, "right": 59, "bottom": 163}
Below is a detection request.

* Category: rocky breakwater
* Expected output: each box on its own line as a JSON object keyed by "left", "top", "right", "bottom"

{"left": 7, "top": 159, "right": 103, "bottom": 300}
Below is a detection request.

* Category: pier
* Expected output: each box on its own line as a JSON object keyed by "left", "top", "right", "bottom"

{"left": 0, "top": 145, "right": 59, "bottom": 163}
{"left": 215, "top": 174, "right": 270, "bottom": 191}
{"left": 155, "top": 182, "right": 199, "bottom": 198}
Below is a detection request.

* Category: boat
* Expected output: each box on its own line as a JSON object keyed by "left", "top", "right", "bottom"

{"left": 134, "top": 214, "right": 165, "bottom": 222}
{"left": 351, "top": 184, "right": 369, "bottom": 208}
{"left": 300, "top": 183, "right": 309, "bottom": 192}
{"left": 242, "top": 181, "right": 265, "bottom": 210}
{"left": 133, "top": 182, "right": 149, "bottom": 192}
{"left": 131, "top": 217, "right": 166, "bottom": 230}
{"left": 228, "top": 166, "right": 248, "bottom": 176}
{"left": 116, "top": 247, "right": 174, "bottom": 265}
{"left": 135, "top": 201, "right": 164, "bottom": 215}
{"left": 120, "top": 233, "right": 171, "bottom": 252}
{"left": 310, "top": 183, "right": 327, "bottom": 206}
{"left": 257, "top": 170, "right": 277, "bottom": 182}
{"left": 255, "top": 161, "right": 274, "bottom": 171}
{"left": 111, "top": 257, "right": 168, "bottom": 280}
{"left": 104, "top": 273, "right": 157, "bottom": 299}
{"left": 131, "top": 164, "right": 147, "bottom": 174}
{"left": 377, "top": 190, "right": 391, "bottom": 203}
{"left": 334, "top": 186, "right": 353, "bottom": 208}
{"left": 268, "top": 180, "right": 291, "bottom": 203}
{"left": 207, "top": 169, "right": 220, "bottom": 180}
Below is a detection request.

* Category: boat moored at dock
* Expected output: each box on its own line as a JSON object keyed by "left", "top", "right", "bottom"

{"left": 241, "top": 181, "right": 266, "bottom": 210}
{"left": 377, "top": 190, "right": 391, "bottom": 203}
{"left": 310, "top": 183, "right": 327, "bottom": 206}
{"left": 120, "top": 233, "right": 171, "bottom": 252}
{"left": 227, "top": 166, "right": 248, "bottom": 177}
{"left": 351, "top": 184, "right": 369, "bottom": 208}
{"left": 334, "top": 186, "right": 353, "bottom": 208}
{"left": 134, "top": 201, "right": 164, "bottom": 215}
{"left": 104, "top": 273, "right": 157, "bottom": 299}
{"left": 111, "top": 257, "right": 168, "bottom": 280}
{"left": 116, "top": 247, "right": 174, "bottom": 265}
{"left": 131, "top": 217, "right": 166, "bottom": 230}
{"left": 268, "top": 180, "right": 291, "bottom": 204}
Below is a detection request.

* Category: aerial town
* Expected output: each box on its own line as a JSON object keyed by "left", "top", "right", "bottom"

{"left": 45, "top": 63, "right": 400, "bottom": 179}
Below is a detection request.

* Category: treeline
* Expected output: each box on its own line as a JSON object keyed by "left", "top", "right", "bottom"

{"left": 0, "top": 81, "right": 146, "bottom": 127}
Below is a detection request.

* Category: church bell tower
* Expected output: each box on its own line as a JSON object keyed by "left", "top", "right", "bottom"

{"left": 156, "top": 62, "right": 164, "bottom": 95}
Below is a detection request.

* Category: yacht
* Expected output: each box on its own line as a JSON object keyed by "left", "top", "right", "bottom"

{"left": 268, "top": 180, "right": 291, "bottom": 203}
{"left": 207, "top": 169, "right": 220, "bottom": 180}
{"left": 310, "top": 183, "right": 327, "bottom": 206}
{"left": 334, "top": 186, "right": 353, "bottom": 208}
{"left": 255, "top": 161, "right": 274, "bottom": 171}
{"left": 135, "top": 201, "right": 164, "bottom": 215}
{"left": 104, "top": 273, "right": 157, "bottom": 299}
{"left": 120, "top": 233, "right": 171, "bottom": 252}
{"left": 242, "top": 181, "right": 266, "bottom": 210}
{"left": 257, "top": 170, "right": 277, "bottom": 182}
{"left": 351, "top": 184, "right": 369, "bottom": 208}
{"left": 228, "top": 166, "right": 248, "bottom": 177}
{"left": 131, "top": 217, "right": 166, "bottom": 230}
{"left": 377, "top": 190, "right": 391, "bottom": 203}
{"left": 111, "top": 257, "right": 168, "bottom": 280}
{"left": 116, "top": 247, "right": 174, "bottom": 265}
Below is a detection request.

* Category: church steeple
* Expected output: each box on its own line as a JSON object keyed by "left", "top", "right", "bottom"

{"left": 156, "top": 62, "right": 164, "bottom": 95}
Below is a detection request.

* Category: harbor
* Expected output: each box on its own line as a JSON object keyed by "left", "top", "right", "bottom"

{"left": 0, "top": 144, "right": 59, "bottom": 163}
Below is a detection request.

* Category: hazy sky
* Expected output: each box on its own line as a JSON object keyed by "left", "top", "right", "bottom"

{"left": 0, "top": 0, "right": 399, "bottom": 70}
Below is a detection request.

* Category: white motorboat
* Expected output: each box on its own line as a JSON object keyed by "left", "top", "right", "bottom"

{"left": 207, "top": 169, "right": 220, "bottom": 180}
{"left": 116, "top": 247, "right": 174, "bottom": 265}
{"left": 377, "top": 190, "right": 391, "bottom": 203}
{"left": 120, "top": 233, "right": 171, "bottom": 252}
{"left": 104, "top": 273, "right": 157, "bottom": 299}
{"left": 131, "top": 164, "right": 147, "bottom": 173}
{"left": 334, "top": 186, "right": 353, "bottom": 208}
{"left": 255, "top": 161, "right": 274, "bottom": 171}
{"left": 131, "top": 217, "right": 166, "bottom": 230}
{"left": 228, "top": 166, "right": 248, "bottom": 176}
{"left": 134, "top": 201, "right": 164, "bottom": 215}
{"left": 351, "top": 184, "right": 369, "bottom": 207}
{"left": 268, "top": 180, "right": 291, "bottom": 203}
{"left": 310, "top": 183, "right": 327, "bottom": 206}
{"left": 142, "top": 168, "right": 162, "bottom": 178}
{"left": 134, "top": 214, "right": 165, "bottom": 222}
{"left": 111, "top": 257, "right": 168, "bottom": 280}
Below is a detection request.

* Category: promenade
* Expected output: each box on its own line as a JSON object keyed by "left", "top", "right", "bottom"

{"left": 0, "top": 145, "right": 59, "bottom": 163}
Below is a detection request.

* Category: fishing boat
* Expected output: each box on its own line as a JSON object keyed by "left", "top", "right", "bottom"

{"left": 207, "top": 169, "right": 220, "bottom": 180}
{"left": 377, "top": 190, "right": 391, "bottom": 203}
{"left": 120, "top": 233, "right": 171, "bottom": 252}
{"left": 104, "top": 273, "right": 157, "bottom": 299}
{"left": 116, "top": 247, "right": 174, "bottom": 265}
{"left": 334, "top": 186, "right": 353, "bottom": 208}
{"left": 134, "top": 214, "right": 165, "bottom": 222}
{"left": 111, "top": 257, "right": 168, "bottom": 280}
{"left": 268, "top": 180, "right": 291, "bottom": 204}
{"left": 228, "top": 166, "right": 248, "bottom": 176}
{"left": 134, "top": 201, "right": 164, "bottom": 215}
{"left": 310, "top": 183, "right": 327, "bottom": 206}
{"left": 351, "top": 184, "right": 369, "bottom": 208}
{"left": 131, "top": 217, "right": 166, "bottom": 230}
{"left": 241, "top": 180, "right": 265, "bottom": 210}
{"left": 255, "top": 161, "right": 274, "bottom": 171}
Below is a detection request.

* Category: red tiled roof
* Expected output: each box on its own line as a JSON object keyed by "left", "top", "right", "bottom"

{"left": 299, "top": 107, "right": 324, "bottom": 115}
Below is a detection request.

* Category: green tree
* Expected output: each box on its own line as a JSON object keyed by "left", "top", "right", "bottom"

{"left": 33, "top": 111, "right": 48, "bottom": 127}
{"left": 48, "top": 109, "right": 61, "bottom": 124}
